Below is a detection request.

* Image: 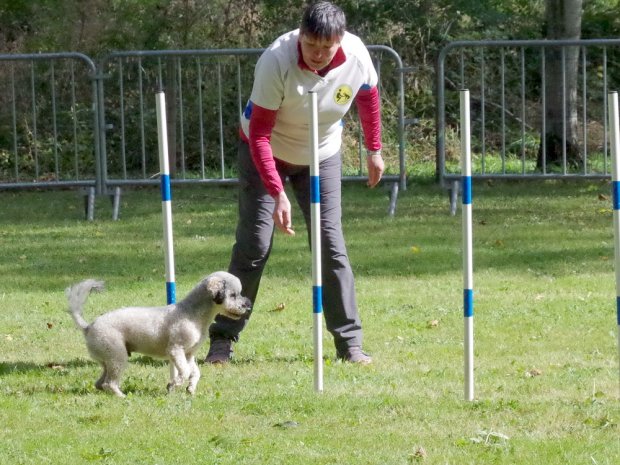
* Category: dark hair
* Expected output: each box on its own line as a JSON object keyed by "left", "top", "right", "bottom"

{"left": 300, "top": 2, "right": 346, "bottom": 40}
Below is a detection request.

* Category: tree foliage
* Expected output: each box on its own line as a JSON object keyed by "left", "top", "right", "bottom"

{"left": 3, "top": 1, "right": 617, "bottom": 116}
{"left": 1, "top": 0, "right": 620, "bottom": 170}
{"left": 3, "top": 1, "right": 616, "bottom": 56}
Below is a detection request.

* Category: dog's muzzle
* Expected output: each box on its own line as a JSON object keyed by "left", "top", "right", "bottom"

{"left": 242, "top": 298, "right": 252, "bottom": 315}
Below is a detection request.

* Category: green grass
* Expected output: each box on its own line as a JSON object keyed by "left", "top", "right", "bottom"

{"left": 1, "top": 179, "right": 619, "bottom": 464}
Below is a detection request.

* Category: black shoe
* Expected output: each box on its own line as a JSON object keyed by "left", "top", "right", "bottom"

{"left": 336, "top": 346, "right": 372, "bottom": 364}
{"left": 205, "top": 337, "right": 233, "bottom": 364}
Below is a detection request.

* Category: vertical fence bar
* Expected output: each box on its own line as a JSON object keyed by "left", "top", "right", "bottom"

{"left": 156, "top": 91, "right": 176, "bottom": 305}
{"left": 480, "top": 49, "right": 486, "bottom": 174}
{"left": 177, "top": 57, "right": 186, "bottom": 179}
{"left": 461, "top": 89, "right": 474, "bottom": 402}
{"left": 217, "top": 61, "right": 225, "bottom": 179}
{"left": 30, "top": 61, "right": 40, "bottom": 179}
{"left": 520, "top": 47, "right": 526, "bottom": 174}
{"left": 118, "top": 60, "right": 128, "bottom": 179}
{"left": 70, "top": 62, "right": 79, "bottom": 179}
{"left": 603, "top": 48, "right": 609, "bottom": 175}
{"left": 309, "top": 91, "right": 324, "bottom": 393}
{"left": 500, "top": 49, "right": 506, "bottom": 173}
{"left": 608, "top": 91, "right": 620, "bottom": 394}
{"left": 581, "top": 47, "right": 588, "bottom": 175}
{"left": 541, "top": 48, "right": 547, "bottom": 175}
{"left": 196, "top": 59, "right": 206, "bottom": 179}
{"left": 50, "top": 62, "right": 59, "bottom": 179}
{"left": 11, "top": 64, "right": 18, "bottom": 180}
{"left": 138, "top": 57, "right": 147, "bottom": 179}
{"left": 561, "top": 48, "right": 567, "bottom": 175}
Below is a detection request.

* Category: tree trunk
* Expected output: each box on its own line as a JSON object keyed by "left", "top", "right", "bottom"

{"left": 538, "top": 0, "right": 583, "bottom": 170}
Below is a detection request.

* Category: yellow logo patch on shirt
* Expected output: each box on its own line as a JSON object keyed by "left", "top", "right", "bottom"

{"left": 334, "top": 85, "right": 353, "bottom": 105}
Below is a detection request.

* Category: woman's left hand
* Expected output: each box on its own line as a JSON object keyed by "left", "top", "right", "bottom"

{"left": 366, "top": 153, "right": 384, "bottom": 188}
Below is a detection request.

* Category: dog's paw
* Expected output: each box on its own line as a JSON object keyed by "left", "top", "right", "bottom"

{"left": 186, "top": 385, "right": 196, "bottom": 395}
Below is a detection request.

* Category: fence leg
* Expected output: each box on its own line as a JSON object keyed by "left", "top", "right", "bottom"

{"left": 388, "top": 182, "right": 399, "bottom": 217}
{"left": 111, "top": 186, "right": 122, "bottom": 220}
{"left": 83, "top": 187, "right": 96, "bottom": 221}
{"left": 449, "top": 179, "right": 460, "bottom": 216}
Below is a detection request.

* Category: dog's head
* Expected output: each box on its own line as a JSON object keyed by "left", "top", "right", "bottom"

{"left": 205, "top": 271, "right": 252, "bottom": 320}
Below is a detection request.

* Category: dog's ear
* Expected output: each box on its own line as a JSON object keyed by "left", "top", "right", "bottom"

{"left": 206, "top": 275, "right": 226, "bottom": 304}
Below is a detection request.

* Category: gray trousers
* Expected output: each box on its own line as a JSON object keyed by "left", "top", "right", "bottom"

{"left": 209, "top": 141, "right": 363, "bottom": 353}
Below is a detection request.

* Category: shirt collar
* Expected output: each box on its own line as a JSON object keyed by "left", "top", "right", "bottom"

{"left": 297, "top": 40, "right": 346, "bottom": 77}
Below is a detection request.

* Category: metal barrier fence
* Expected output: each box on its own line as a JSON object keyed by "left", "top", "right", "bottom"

{"left": 98, "top": 46, "right": 406, "bottom": 192}
{"left": 0, "top": 52, "right": 101, "bottom": 191}
{"left": 1, "top": 46, "right": 406, "bottom": 217}
{"left": 436, "top": 39, "right": 620, "bottom": 213}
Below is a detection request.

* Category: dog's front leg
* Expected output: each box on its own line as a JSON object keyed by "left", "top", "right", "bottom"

{"left": 167, "top": 347, "right": 190, "bottom": 392}
{"left": 186, "top": 356, "right": 200, "bottom": 395}
{"left": 167, "top": 363, "right": 179, "bottom": 392}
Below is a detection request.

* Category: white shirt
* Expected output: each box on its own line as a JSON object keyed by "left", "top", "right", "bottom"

{"left": 241, "top": 29, "right": 378, "bottom": 165}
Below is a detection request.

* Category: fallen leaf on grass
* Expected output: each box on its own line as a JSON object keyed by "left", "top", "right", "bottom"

{"left": 273, "top": 420, "right": 299, "bottom": 429}
{"left": 598, "top": 193, "right": 609, "bottom": 201}
{"left": 47, "top": 363, "right": 66, "bottom": 370}
{"left": 81, "top": 448, "right": 114, "bottom": 460}
{"left": 409, "top": 446, "right": 427, "bottom": 461}
{"left": 427, "top": 319, "right": 440, "bottom": 328}
{"left": 270, "top": 303, "right": 286, "bottom": 312}
{"left": 525, "top": 368, "right": 543, "bottom": 378}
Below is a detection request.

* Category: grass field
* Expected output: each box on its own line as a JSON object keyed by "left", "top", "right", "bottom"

{"left": 1, "top": 179, "right": 619, "bottom": 464}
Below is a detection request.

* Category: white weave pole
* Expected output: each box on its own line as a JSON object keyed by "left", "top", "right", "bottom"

{"left": 608, "top": 91, "right": 620, "bottom": 394}
{"left": 309, "top": 91, "right": 324, "bottom": 392}
{"left": 460, "top": 89, "right": 474, "bottom": 401}
{"left": 155, "top": 91, "right": 176, "bottom": 304}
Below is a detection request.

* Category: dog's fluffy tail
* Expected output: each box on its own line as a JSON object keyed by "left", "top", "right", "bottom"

{"left": 66, "top": 279, "right": 105, "bottom": 332}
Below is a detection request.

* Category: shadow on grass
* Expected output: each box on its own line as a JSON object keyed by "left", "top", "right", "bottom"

{"left": 0, "top": 358, "right": 96, "bottom": 376}
{"left": 0, "top": 356, "right": 167, "bottom": 377}
{"left": 1, "top": 357, "right": 178, "bottom": 397}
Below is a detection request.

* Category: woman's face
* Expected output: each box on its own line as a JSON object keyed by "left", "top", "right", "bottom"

{"left": 299, "top": 33, "right": 342, "bottom": 71}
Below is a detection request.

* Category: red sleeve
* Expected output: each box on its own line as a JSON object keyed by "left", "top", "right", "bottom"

{"left": 355, "top": 86, "right": 382, "bottom": 152}
{"left": 248, "top": 103, "right": 283, "bottom": 197}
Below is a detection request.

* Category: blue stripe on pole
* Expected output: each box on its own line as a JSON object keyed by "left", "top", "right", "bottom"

{"left": 617, "top": 296, "right": 620, "bottom": 325}
{"left": 613, "top": 181, "right": 620, "bottom": 210}
{"left": 313, "top": 285, "right": 323, "bottom": 314}
{"left": 462, "top": 176, "right": 472, "bottom": 205}
{"left": 464, "top": 288, "right": 473, "bottom": 317}
{"left": 161, "top": 174, "right": 172, "bottom": 201}
{"left": 310, "top": 175, "right": 320, "bottom": 204}
{"left": 166, "top": 281, "right": 176, "bottom": 305}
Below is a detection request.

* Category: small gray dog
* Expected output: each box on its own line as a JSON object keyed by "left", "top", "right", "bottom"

{"left": 66, "top": 271, "right": 251, "bottom": 397}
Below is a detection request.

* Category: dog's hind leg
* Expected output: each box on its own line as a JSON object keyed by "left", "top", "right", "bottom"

{"left": 186, "top": 355, "right": 200, "bottom": 395}
{"left": 97, "top": 359, "right": 127, "bottom": 397}
{"left": 94, "top": 365, "right": 107, "bottom": 391}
